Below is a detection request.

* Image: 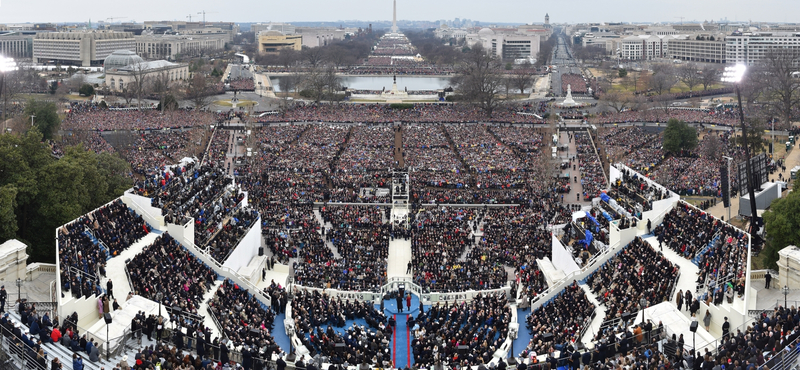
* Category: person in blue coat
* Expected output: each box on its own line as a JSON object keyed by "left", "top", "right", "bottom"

{"left": 72, "top": 353, "right": 84, "bottom": 370}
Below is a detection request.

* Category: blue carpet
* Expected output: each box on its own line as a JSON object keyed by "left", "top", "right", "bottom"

{"left": 383, "top": 294, "right": 421, "bottom": 316}
{"left": 393, "top": 314, "right": 411, "bottom": 368}
{"left": 513, "top": 307, "right": 533, "bottom": 358}
{"left": 272, "top": 313, "right": 292, "bottom": 353}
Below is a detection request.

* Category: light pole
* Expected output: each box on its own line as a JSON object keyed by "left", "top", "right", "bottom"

{"left": 0, "top": 56, "right": 17, "bottom": 133}
{"left": 15, "top": 278, "right": 22, "bottom": 306}
{"left": 783, "top": 285, "right": 789, "bottom": 308}
{"left": 723, "top": 156, "right": 733, "bottom": 222}
{"left": 30, "top": 114, "right": 35, "bottom": 127}
{"left": 722, "top": 64, "right": 760, "bottom": 238}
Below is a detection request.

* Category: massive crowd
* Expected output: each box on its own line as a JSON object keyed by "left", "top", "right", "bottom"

{"left": 412, "top": 293, "right": 511, "bottom": 367}
{"left": 126, "top": 233, "right": 217, "bottom": 315}
{"left": 521, "top": 280, "right": 596, "bottom": 358}
{"left": 257, "top": 104, "right": 546, "bottom": 124}
{"left": 574, "top": 132, "right": 607, "bottom": 200}
{"left": 62, "top": 106, "right": 217, "bottom": 131}
{"left": 587, "top": 237, "right": 679, "bottom": 327}
{"left": 291, "top": 289, "right": 390, "bottom": 366}
{"left": 57, "top": 199, "right": 149, "bottom": 299}
{"left": 207, "top": 279, "right": 282, "bottom": 357}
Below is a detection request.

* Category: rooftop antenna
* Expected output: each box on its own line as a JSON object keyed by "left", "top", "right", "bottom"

{"left": 675, "top": 16, "right": 685, "bottom": 25}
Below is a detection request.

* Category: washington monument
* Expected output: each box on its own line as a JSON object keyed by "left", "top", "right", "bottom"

{"left": 391, "top": 0, "right": 399, "bottom": 33}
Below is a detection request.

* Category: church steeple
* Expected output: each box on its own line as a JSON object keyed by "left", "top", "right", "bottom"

{"left": 545, "top": 13, "right": 550, "bottom": 25}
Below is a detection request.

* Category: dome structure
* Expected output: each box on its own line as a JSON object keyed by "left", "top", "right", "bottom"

{"left": 478, "top": 28, "right": 494, "bottom": 37}
{"left": 103, "top": 50, "right": 144, "bottom": 72}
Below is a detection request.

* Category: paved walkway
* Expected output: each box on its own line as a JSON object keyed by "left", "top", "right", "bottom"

{"left": 105, "top": 231, "right": 162, "bottom": 302}
{"left": 560, "top": 131, "right": 591, "bottom": 206}
{"left": 704, "top": 143, "right": 799, "bottom": 222}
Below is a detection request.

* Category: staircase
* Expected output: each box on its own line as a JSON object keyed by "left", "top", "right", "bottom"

{"left": 578, "top": 283, "right": 607, "bottom": 349}
{"left": 4, "top": 310, "right": 135, "bottom": 370}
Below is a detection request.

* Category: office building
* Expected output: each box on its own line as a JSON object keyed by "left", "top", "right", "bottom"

{"left": 668, "top": 34, "right": 727, "bottom": 63}
{"left": 135, "top": 33, "right": 226, "bottom": 60}
{"left": 33, "top": 31, "right": 135, "bottom": 66}
{"left": 257, "top": 31, "right": 302, "bottom": 54}
{"left": 726, "top": 32, "right": 800, "bottom": 65}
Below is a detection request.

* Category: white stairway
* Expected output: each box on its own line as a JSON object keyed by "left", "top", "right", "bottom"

{"left": 105, "top": 231, "right": 162, "bottom": 302}
{"left": 200, "top": 279, "right": 225, "bottom": 337}
{"left": 579, "top": 283, "right": 607, "bottom": 349}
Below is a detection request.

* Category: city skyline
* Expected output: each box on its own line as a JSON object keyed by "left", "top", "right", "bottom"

{"left": 0, "top": 0, "right": 798, "bottom": 25}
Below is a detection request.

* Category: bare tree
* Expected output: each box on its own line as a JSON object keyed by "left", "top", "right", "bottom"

{"left": 0, "top": 62, "right": 22, "bottom": 125}
{"left": 451, "top": 45, "right": 506, "bottom": 117}
{"left": 301, "top": 46, "right": 326, "bottom": 68}
{"left": 703, "top": 132, "right": 722, "bottom": 160}
{"left": 148, "top": 72, "right": 171, "bottom": 111}
{"left": 677, "top": 64, "right": 701, "bottom": 92}
{"left": 599, "top": 91, "right": 634, "bottom": 113}
{"left": 277, "top": 49, "right": 299, "bottom": 69}
{"left": 512, "top": 66, "right": 533, "bottom": 94}
{"left": 129, "top": 60, "right": 151, "bottom": 110}
{"left": 759, "top": 49, "right": 800, "bottom": 130}
{"left": 302, "top": 67, "right": 331, "bottom": 103}
{"left": 185, "top": 73, "right": 214, "bottom": 109}
{"left": 699, "top": 66, "right": 720, "bottom": 91}
{"left": 649, "top": 65, "right": 678, "bottom": 95}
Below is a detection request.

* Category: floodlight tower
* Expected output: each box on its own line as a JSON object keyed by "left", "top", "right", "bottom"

{"left": 721, "top": 64, "right": 760, "bottom": 236}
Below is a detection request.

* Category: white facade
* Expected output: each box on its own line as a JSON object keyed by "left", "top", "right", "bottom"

{"left": 620, "top": 35, "right": 678, "bottom": 60}
{"left": 0, "top": 239, "right": 28, "bottom": 282}
{"left": 33, "top": 31, "right": 135, "bottom": 66}
{"left": 135, "top": 34, "right": 226, "bottom": 60}
{"left": 725, "top": 32, "right": 800, "bottom": 65}
{"left": 105, "top": 60, "right": 189, "bottom": 92}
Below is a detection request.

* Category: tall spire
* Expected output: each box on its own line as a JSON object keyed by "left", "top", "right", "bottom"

{"left": 391, "top": 0, "right": 399, "bottom": 33}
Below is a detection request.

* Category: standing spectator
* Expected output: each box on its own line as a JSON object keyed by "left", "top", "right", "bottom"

{"left": 721, "top": 316, "right": 730, "bottom": 338}
{"left": 765, "top": 271, "right": 772, "bottom": 289}
{"left": 406, "top": 293, "right": 412, "bottom": 311}
{"left": 106, "top": 279, "right": 114, "bottom": 300}
{"left": 0, "top": 285, "right": 6, "bottom": 313}
{"left": 676, "top": 290, "right": 683, "bottom": 311}
{"left": 703, "top": 310, "right": 712, "bottom": 331}
{"left": 396, "top": 294, "right": 403, "bottom": 313}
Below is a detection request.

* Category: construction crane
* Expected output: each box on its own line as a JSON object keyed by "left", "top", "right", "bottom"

{"left": 675, "top": 16, "right": 685, "bottom": 25}
{"left": 106, "top": 17, "right": 127, "bottom": 22}
{"left": 186, "top": 14, "right": 192, "bottom": 22}
{"left": 197, "top": 11, "right": 218, "bottom": 27}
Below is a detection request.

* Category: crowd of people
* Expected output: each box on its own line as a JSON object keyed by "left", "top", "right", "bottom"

{"left": 561, "top": 74, "right": 589, "bottom": 94}
{"left": 207, "top": 279, "right": 282, "bottom": 359}
{"left": 521, "top": 280, "right": 595, "bottom": 358}
{"left": 58, "top": 199, "right": 150, "bottom": 299}
{"left": 574, "top": 132, "right": 607, "bottom": 200}
{"left": 590, "top": 108, "right": 739, "bottom": 126}
{"left": 126, "top": 233, "right": 217, "bottom": 316}
{"left": 586, "top": 237, "right": 680, "bottom": 329}
{"left": 291, "top": 289, "right": 390, "bottom": 366}
{"left": 257, "top": 104, "right": 546, "bottom": 124}
{"left": 412, "top": 293, "right": 511, "bottom": 367}
{"left": 62, "top": 105, "right": 217, "bottom": 131}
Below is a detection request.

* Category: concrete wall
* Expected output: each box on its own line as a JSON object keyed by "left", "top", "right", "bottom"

{"left": 122, "top": 191, "right": 166, "bottom": 231}
{"left": 222, "top": 217, "right": 261, "bottom": 272}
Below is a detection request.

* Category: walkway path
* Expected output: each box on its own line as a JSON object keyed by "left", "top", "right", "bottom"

{"left": 387, "top": 238, "right": 412, "bottom": 281}
{"left": 561, "top": 131, "right": 590, "bottom": 206}
{"left": 105, "top": 231, "right": 162, "bottom": 302}
{"left": 579, "top": 283, "right": 606, "bottom": 349}
{"left": 200, "top": 280, "right": 224, "bottom": 336}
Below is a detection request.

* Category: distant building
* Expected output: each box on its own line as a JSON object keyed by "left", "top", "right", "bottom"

{"left": 257, "top": 31, "right": 302, "bottom": 54}
{"left": 135, "top": 33, "right": 226, "bottom": 60}
{"left": 295, "top": 28, "right": 345, "bottom": 48}
{"left": 251, "top": 23, "right": 296, "bottom": 36}
{"left": 142, "top": 21, "right": 238, "bottom": 42}
{"left": 620, "top": 34, "right": 680, "bottom": 60}
{"left": 726, "top": 32, "right": 800, "bottom": 65}
{"left": 465, "top": 28, "right": 541, "bottom": 61}
{"left": 103, "top": 50, "right": 188, "bottom": 92}
{"left": 0, "top": 32, "right": 32, "bottom": 59}
{"left": 33, "top": 31, "right": 135, "bottom": 66}
{"left": 668, "top": 34, "right": 726, "bottom": 63}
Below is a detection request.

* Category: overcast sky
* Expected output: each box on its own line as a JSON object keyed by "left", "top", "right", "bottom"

{"left": 0, "top": 0, "right": 796, "bottom": 25}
